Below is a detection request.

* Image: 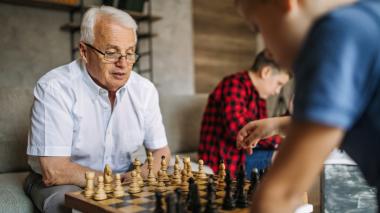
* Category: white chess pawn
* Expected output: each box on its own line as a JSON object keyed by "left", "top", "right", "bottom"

{"left": 156, "top": 170, "right": 167, "bottom": 193}
{"left": 197, "top": 159, "right": 208, "bottom": 181}
{"left": 171, "top": 163, "right": 181, "bottom": 185}
{"left": 128, "top": 170, "right": 142, "bottom": 194}
{"left": 94, "top": 176, "right": 107, "bottom": 201}
{"left": 133, "top": 159, "right": 144, "bottom": 187}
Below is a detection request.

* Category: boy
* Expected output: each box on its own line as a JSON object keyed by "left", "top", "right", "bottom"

{"left": 198, "top": 50, "right": 290, "bottom": 178}
{"left": 235, "top": 0, "right": 380, "bottom": 212}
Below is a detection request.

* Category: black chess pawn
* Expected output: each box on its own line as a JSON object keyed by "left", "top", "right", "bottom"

{"left": 187, "top": 179, "right": 201, "bottom": 213}
{"left": 248, "top": 168, "right": 260, "bottom": 198}
{"left": 165, "top": 193, "right": 176, "bottom": 213}
{"left": 204, "top": 177, "right": 217, "bottom": 213}
{"left": 154, "top": 191, "right": 164, "bottom": 213}
{"left": 222, "top": 171, "right": 235, "bottom": 210}
{"left": 186, "top": 177, "right": 195, "bottom": 204}
{"left": 235, "top": 165, "right": 248, "bottom": 208}
{"left": 175, "top": 188, "right": 184, "bottom": 213}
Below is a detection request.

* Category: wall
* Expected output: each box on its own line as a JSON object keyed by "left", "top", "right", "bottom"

{"left": 193, "top": 0, "right": 257, "bottom": 93}
{"left": 0, "top": 0, "right": 194, "bottom": 95}
{"left": 0, "top": 3, "right": 70, "bottom": 90}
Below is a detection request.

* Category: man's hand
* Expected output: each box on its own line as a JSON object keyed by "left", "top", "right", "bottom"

{"left": 237, "top": 117, "right": 291, "bottom": 154}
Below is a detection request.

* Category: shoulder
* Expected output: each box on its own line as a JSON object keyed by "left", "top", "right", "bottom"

{"left": 311, "top": 1, "right": 380, "bottom": 42}
{"left": 35, "top": 60, "right": 82, "bottom": 97}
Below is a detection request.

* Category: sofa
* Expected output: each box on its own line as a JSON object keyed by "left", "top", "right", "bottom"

{"left": 0, "top": 86, "right": 209, "bottom": 212}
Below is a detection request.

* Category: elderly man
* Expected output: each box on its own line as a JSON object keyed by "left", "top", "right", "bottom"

{"left": 235, "top": 0, "right": 380, "bottom": 213}
{"left": 24, "top": 6, "right": 170, "bottom": 213}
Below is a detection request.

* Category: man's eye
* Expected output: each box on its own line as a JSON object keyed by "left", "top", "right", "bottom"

{"left": 105, "top": 51, "right": 117, "bottom": 56}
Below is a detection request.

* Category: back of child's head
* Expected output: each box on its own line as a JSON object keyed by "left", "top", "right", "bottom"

{"left": 250, "top": 50, "right": 292, "bottom": 77}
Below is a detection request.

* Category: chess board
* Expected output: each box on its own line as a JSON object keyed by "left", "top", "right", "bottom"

{"left": 65, "top": 176, "right": 251, "bottom": 213}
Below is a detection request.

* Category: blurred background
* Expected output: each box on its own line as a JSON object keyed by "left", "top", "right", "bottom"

{"left": 0, "top": 0, "right": 292, "bottom": 116}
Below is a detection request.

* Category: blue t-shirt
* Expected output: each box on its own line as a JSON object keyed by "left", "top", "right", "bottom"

{"left": 293, "top": 0, "right": 380, "bottom": 186}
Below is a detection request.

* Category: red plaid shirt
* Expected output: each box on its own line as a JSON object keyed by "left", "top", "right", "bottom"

{"left": 198, "top": 71, "right": 281, "bottom": 177}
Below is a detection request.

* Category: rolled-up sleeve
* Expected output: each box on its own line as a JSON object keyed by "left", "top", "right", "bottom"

{"left": 143, "top": 87, "right": 168, "bottom": 150}
{"left": 27, "top": 81, "right": 73, "bottom": 156}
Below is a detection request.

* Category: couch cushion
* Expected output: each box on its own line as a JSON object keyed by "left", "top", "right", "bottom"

{"left": 0, "top": 172, "right": 34, "bottom": 212}
{"left": 159, "top": 94, "right": 208, "bottom": 154}
{"left": 0, "top": 87, "right": 33, "bottom": 173}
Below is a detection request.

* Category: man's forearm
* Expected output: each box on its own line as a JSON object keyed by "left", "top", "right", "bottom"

{"left": 251, "top": 121, "right": 344, "bottom": 213}
{"left": 39, "top": 157, "right": 101, "bottom": 187}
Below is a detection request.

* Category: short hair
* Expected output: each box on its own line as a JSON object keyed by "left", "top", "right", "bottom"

{"left": 250, "top": 50, "right": 291, "bottom": 76}
{"left": 80, "top": 6, "right": 138, "bottom": 45}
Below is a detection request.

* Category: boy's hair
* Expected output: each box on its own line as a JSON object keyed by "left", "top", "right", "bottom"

{"left": 250, "top": 50, "right": 292, "bottom": 77}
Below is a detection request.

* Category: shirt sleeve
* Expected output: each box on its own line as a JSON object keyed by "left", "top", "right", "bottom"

{"left": 27, "top": 81, "right": 74, "bottom": 156}
{"left": 293, "top": 13, "right": 378, "bottom": 130}
{"left": 143, "top": 87, "right": 168, "bottom": 150}
{"left": 222, "top": 79, "right": 254, "bottom": 143}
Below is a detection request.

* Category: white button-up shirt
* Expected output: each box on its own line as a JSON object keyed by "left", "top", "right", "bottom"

{"left": 27, "top": 60, "right": 168, "bottom": 174}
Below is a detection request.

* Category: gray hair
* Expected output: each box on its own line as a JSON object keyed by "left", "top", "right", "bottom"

{"left": 80, "top": 6, "right": 138, "bottom": 45}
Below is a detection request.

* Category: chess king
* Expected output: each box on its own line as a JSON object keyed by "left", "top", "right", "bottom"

{"left": 24, "top": 6, "right": 171, "bottom": 212}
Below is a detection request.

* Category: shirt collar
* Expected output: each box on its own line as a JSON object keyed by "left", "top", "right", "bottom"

{"left": 79, "top": 60, "right": 129, "bottom": 101}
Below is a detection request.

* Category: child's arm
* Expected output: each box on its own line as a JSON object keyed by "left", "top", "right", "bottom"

{"left": 237, "top": 116, "right": 291, "bottom": 154}
{"left": 250, "top": 120, "right": 344, "bottom": 213}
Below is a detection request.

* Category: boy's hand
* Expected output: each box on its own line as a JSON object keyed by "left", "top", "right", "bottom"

{"left": 237, "top": 118, "right": 285, "bottom": 155}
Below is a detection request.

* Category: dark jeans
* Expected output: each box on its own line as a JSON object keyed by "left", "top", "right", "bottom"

{"left": 23, "top": 172, "right": 81, "bottom": 213}
{"left": 245, "top": 149, "right": 274, "bottom": 180}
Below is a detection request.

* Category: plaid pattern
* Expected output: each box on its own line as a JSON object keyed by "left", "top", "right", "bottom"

{"left": 198, "top": 71, "right": 281, "bottom": 177}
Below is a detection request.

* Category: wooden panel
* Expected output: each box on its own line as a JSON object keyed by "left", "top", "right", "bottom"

{"left": 193, "top": 0, "right": 257, "bottom": 93}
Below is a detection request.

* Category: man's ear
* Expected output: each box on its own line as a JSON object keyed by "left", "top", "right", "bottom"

{"left": 79, "top": 42, "right": 88, "bottom": 63}
{"left": 259, "top": 66, "right": 272, "bottom": 79}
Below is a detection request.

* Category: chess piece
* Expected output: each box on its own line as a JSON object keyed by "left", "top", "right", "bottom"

{"left": 204, "top": 177, "right": 217, "bottom": 213}
{"left": 175, "top": 155, "right": 181, "bottom": 166}
{"left": 94, "top": 176, "right": 107, "bottom": 201}
{"left": 160, "top": 155, "right": 170, "bottom": 182}
{"left": 165, "top": 193, "right": 176, "bottom": 213}
{"left": 235, "top": 165, "right": 248, "bottom": 208}
{"left": 217, "top": 160, "right": 226, "bottom": 190}
{"left": 187, "top": 178, "right": 201, "bottom": 213}
{"left": 222, "top": 171, "right": 235, "bottom": 210}
{"left": 180, "top": 169, "right": 189, "bottom": 192}
{"left": 185, "top": 157, "right": 193, "bottom": 178}
{"left": 147, "top": 153, "right": 157, "bottom": 187}
{"left": 196, "top": 159, "right": 208, "bottom": 181}
{"left": 133, "top": 158, "right": 144, "bottom": 187}
{"left": 171, "top": 163, "right": 182, "bottom": 185}
{"left": 248, "top": 168, "right": 260, "bottom": 197}
{"left": 154, "top": 191, "right": 164, "bottom": 213}
{"left": 156, "top": 170, "right": 167, "bottom": 193}
{"left": 84, "top": 171, "right": 95, "bottom": 198}
{"left": 128, "top": 170, "right": 142, "bottom": 194}
{"left": 113, "top": 173, "right": 125, "bottom": 198}
{"left": 104, "top": 164, "right": 113, "bottom": 193}
{"left": 175, "top": 188, "right": 184, "bottom": 213}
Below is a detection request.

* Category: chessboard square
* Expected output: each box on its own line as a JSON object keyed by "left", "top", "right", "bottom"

{"left": 133, "top": 191, "right": 155, "bottom": 197}
{"left": 118, "top": 205, "right": 147, "bottom": 213}
{"left": 97, "top": 198, "right": 123, "bottom": 205}
{"left": 198, "top": 184, "right": 207, "bottom": 190}
{"left": 216, "top": 191, "right": 225, "bottom": 197}
{"left": 165, "top": 185, "right": 178, "bottom": 191}
{"left": 200, "top": 198, "right": 207, "bottom": 205}
{"left": 127, "top": 197, "right": 152, "bottom": 205}
{"left": 215, "top": 198, "right": 223, "bottom": 205}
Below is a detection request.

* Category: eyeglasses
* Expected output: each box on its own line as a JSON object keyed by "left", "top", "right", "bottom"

{"left": 84, "top": 43, "right": 139, "bottom": 63}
